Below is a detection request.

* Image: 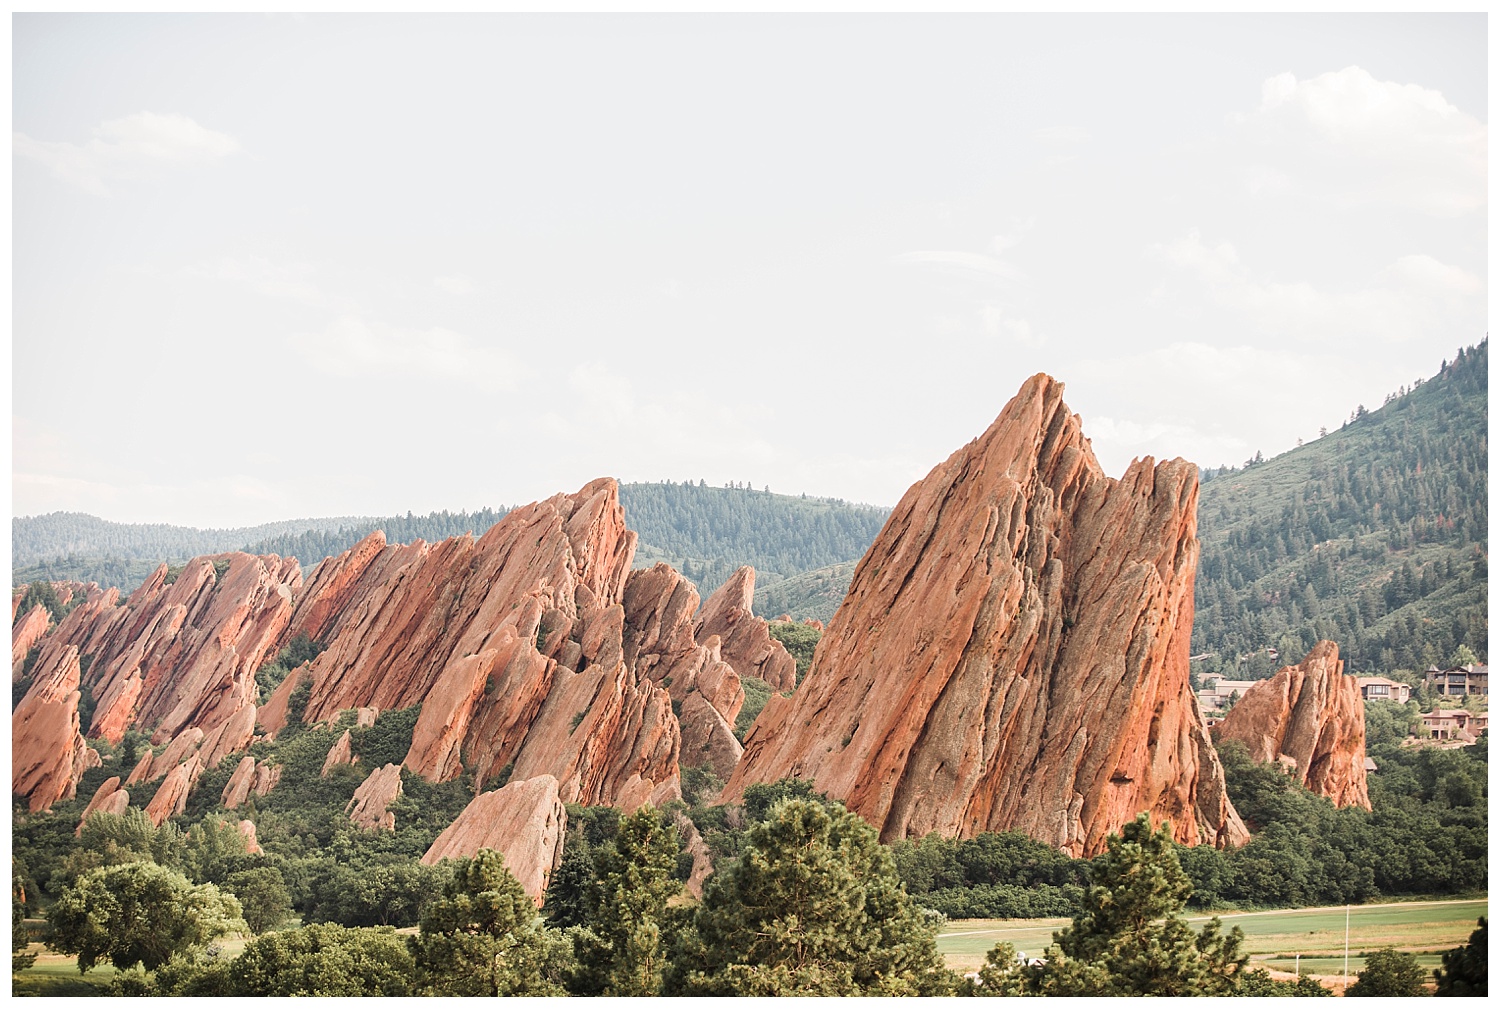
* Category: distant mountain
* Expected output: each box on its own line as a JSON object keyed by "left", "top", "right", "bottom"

{"left": 11, "top": 483, "right": 890, "bottom": 604}
{"left": 1191, "top": 340, "right": 1487, "bottom": 677}
{"left": 12, "top": 512, "right": 371, "bottom": 568}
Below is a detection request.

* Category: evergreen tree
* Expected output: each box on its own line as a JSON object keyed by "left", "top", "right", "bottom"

{"left": 410, "top": 848, "right": 563, "bottom": 995}
{"left": 569, "top": 804, "right": 681, "bottom": 996}
{"left": 669, "top": 798, "right": 957, "bottom": 996}
{"left": 977, "top": 814, "right": 1246, "bottom": 996}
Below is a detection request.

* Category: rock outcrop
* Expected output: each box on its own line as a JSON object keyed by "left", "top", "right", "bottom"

{"left": 12, "top": 603, "right": 50, "bottom": 677}
{"left": 695, "top": 567, "right": 797, "bottom": 692}
{"left": 1213, "top": 641, "right": 1370, "bottom": 810}
{"left": 422, "top": 775, "right": 567, "bottom": 905}
{"left": 346, "top": 763, "right": 403, "bottom": 830}
{"left": 321, "top": 730, "right": 355, "bottom": 776}
{"left": 40, "top": 553, "right": 303, "bottom": 747}
{"left": 238, "top": 819, "right": 263, "bottom": 854}
{"left": 144, "top": 755, "right": 204, "bottom": 825}
{"left": 11, "top": 645, "right": 96, "bottom": 812}
{"left": 222, "top": 755, "right": 258, "bottom": 809}
{"left": 724, "top": 374, "right": 1247, "bottom": 857}
{"left": 277, "top": 480, "right": 684, "bottom": 809}
{"left": 76, "top": 776, "right": 130, "bottom": 833}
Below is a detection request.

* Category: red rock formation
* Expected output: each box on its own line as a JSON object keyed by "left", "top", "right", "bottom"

{"left": 257, "top": 664, "right": 310, "bottom": 738}
{"left": 126, "top": 749, "right": 155, "bottom": 785}
{"left": 252, "top": 762, "right": 281, "bottom": 797}
{"left": 281, "top": 480, "right": 683, "bottom": 809}
{"left": 222, "top": 755, "right": 258, "bottom": 809}
{"left": 1213, "top": 641, "right": 1370, "bottom": 810}
{"left": 321, "top": 730, "right": 355, "bottom": 777}
{"left": 76, "top": 776, "right": 130, "bottom": 833}
{"left": 198, "top": 704, "right": 256, "bottom": 770}
{"left": 724, "top": 374, "right": 1247, "bottom": 857}
{"left": 26, "top": 553, "right": 304, "bottom": 748}
{"left": 676, "top": 690, "right": 743, "bottom": 781}
{"left": 12, "top": 604, "right": 50, "bottom": 678}
{"left": 238, "top": 819, "right": 263, "bottom": 855}
{"left": 347, "top": 763, "right": 403, "bottom": 830}
{"left": 422, "top": 775, "right": 567, "bottom": 905}
{"left": 148, "top": 728, "right": 205, "bottom": 781}
{"left": 695, "top": 567, "right": 796, "bottom": 692}
{"left": 12, "top": 645, "right": 96, "bottom": 812}
{"left": 144, "top": 755, "right": 203, "bottom": 826}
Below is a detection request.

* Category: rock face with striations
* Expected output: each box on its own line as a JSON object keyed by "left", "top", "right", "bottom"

{"left": 12, "top": 603, "right": 51, "bottom": 678}
{"left": 422, "top": 775, "right": 567, "bottom": 905}
{"left": 695, "top": 567, "right": 797, "bottom": 692}
{"left": 12, "top": 645, "right": 98, "bottom": 812}
{"left": 278, "top": 480, "right": 682, "bottom": 810}
{"left": 724, "top": 374, "right": 1247, "bottom": 857}
{"left": 1213, "top": 641, "right": 1370, "bottom": 810}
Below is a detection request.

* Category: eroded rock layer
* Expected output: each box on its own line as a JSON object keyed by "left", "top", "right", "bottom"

{"left": 695, "top": 567, "right": 797, "bottom": 692}
{"left": 422, "top": 775, "right": 567, "bottom": 905}
{"left": 12, "top": 645, "right": 97, "bottom": 812}
{"left": 724, "top": 374, "right": 1247, "bottom": 857}
{"left": 1213, "top": 641, "right": 1370, "bottom": 809}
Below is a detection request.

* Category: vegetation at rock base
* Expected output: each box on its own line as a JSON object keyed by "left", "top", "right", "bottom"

{"left": 767, "top": 619, "right": 821, "bottom": 683}
{"left": 411, "top": 848, "right": 566, "bottom": 995}
{"left": 668, "top": 797, "right": 957, "bottom": 996}
{"left": 974, "top": 815, "right": 1246, "bottom": 996}
{"left": 1434, "top": 916, "right": 1487, "bottom": 996}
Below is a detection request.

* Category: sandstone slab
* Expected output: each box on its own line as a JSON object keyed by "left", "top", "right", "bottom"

{"left": 422, "top": 775, "right": 567, "bottom": 905}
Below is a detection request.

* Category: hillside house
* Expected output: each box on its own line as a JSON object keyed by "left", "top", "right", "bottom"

{"left": 1197, "top": 673, "right": 1262, "bottom": 711}
{"left": 1420, "top": 708, "right": 1488, "bottom": 742}
{"left": 1357, "top": 676, "right": 1411, "bottom": 703}
{"left": 1425, "top": 663, "right": 1488, "bottom": 696}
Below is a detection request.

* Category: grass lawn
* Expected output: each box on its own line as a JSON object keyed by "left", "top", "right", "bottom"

{"left": 12, "top": 934, "right": 255, "bottom": 996}
{"left": 938, "top": 897, "right": 1488, "bottom": 980}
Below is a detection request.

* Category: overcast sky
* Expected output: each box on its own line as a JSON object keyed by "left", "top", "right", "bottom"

{"left": 13, "top": 14, "right": 1488, "bottom": 528}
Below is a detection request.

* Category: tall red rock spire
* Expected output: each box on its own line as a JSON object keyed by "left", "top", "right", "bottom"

{"left": 724, "top": 373, "right": 1247, "bottom": 857}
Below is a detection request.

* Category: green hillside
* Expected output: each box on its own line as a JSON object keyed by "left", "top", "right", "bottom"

{"left": 751, "top": 560, "right": 862, "bottom": 623}
{"left": 12, "top": 513, "right": 370, "bottom": 568}
{"left": 619, "top": 482, "right": 887, "bottom": 599}
{"left": 1191, "top": 340, "right": 1487, "bottom": 678}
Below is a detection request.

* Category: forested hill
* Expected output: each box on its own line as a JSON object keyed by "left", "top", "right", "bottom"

{"left": 12, "top": 485, "right": 890, "bottom": 603}
{"left": 12, "top": 513, "right": 371, "bottom": 568}
{"left": 1191, "top": 340, "right": 1487, "bottom": 678}
{"left": 619, "top": 483, "right": 888, "bottom": 598}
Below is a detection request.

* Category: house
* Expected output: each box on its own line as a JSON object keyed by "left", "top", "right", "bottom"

{"left": 1420, "top": 708, "right": 1488, "bottom": 742}
{"left": 1426, "top": 663, "right": 1488, "bottom": 697}
{"left": 1197, "top": 674, "right": 1262, "bottom": 711}
{"left": 1357, "top": 676, "right": 1411, "bottom": 703}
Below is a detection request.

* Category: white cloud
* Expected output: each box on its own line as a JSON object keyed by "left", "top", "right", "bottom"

{"left": 1033, "top": 125, "right": 1090, "bottom": 145}
{"left": 184, "top": 257, "right": 329, "bottom": 307}
{"left": 14, "top": 111, "right": 240, "bottom": 196}
{"left": 1236, "top": 66, "right": 1485, "bottom": 214}
{"left": 434, "top": 274, "right": 474, "bottom": 295}
{"left": 894, "top": 250, "right": 1029, "bottom": 285}
{"left": 1147, "top": 229, "right": 1482, "bottom": 345}
{"left": 292, "top": 317, "right": 528, "bottom": 393}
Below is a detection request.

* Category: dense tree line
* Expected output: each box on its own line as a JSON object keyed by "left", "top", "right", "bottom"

{"left": 11, "top": 513, "right": 368, "bottom": 569}
{"left": 620, "top": 482, "right": 888, "bottom": 600}
{"left": 1193, "top": 341, "right": 1487, "bottom": 677}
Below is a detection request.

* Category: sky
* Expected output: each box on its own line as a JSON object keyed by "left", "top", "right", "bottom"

{"left": 12, "top": 14, "right": 1489, "bottom": 528}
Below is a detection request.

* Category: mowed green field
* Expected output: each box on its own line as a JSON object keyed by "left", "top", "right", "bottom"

{"left": 938, "top": 897, "right": 1488, "bottom": 981}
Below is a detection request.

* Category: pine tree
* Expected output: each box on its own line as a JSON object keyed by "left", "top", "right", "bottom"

{"left": 977, "top": 814, "right": 1246, "bottom": 996}
{"left": 569, "top": 805, "right": 681, "bottom": 996}
{"left": 1433, "top": 918, "right": 1486, "bottom": 996}
{"left": 410, "top": 848, "right": 562, "bottom": 996}
{"left": 669, "top": 798, "right": 957, "bottom": 996}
